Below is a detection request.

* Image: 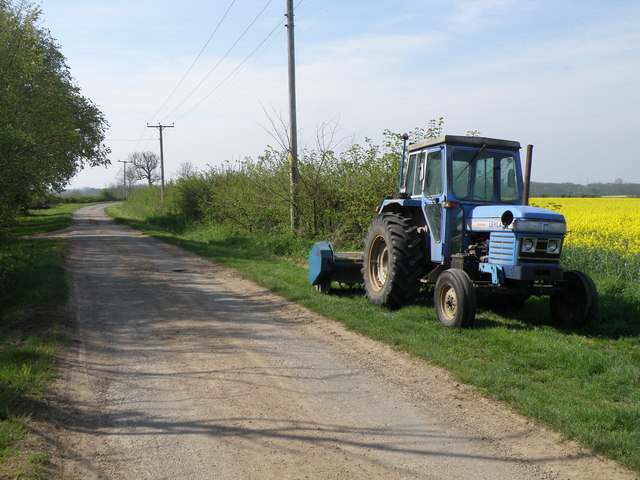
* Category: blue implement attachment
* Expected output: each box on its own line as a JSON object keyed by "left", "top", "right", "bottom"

{"left": 308, "top": 241, "right": 363, "bottom": 293}
{"left": 309, "top": 241, "right": 334, "bottom": 286}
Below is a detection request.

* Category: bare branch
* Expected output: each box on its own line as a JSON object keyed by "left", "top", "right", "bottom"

{"left": 258, "top": 101, "right": 291, "bottom": 153}
{"left": 128, "top": 151, "right": 161, "bottom": 185}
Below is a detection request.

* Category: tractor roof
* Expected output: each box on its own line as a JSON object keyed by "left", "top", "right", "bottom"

{"left": 408, "top": 135, "right": 521, "bottom": 152}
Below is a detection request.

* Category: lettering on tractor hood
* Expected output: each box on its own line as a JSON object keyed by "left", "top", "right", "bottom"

{"left": 466, "top": 205, "right": 566, "bottom": 233}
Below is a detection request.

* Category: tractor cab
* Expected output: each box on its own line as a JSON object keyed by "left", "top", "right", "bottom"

{"left": 385, "top": 136, "right": 527, "bottom": 264}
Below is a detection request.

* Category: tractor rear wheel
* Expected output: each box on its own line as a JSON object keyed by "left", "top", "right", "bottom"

{"left": 550, "top": 270, "right": 598, "bottom": 328}
{"left": 363, "top": 213, "right": 425, "bottom": 308}
{"left": 434, "top": 268, "right": 476, "bottom": 328}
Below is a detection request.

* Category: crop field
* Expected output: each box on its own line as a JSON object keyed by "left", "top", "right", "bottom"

{"left": 531, "top": 197, "right": 640, "bottom": 258}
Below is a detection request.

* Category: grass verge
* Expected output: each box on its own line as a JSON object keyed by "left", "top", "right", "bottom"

{"left": 108, "top": 203, "right": 640, "bottom": 473}
{"left": 0, "top": 203, "right": 86, "bottom": 478}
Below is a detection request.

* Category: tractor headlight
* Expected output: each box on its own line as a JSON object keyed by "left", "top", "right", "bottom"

{"left": 521, "top": 237, "right": 537, "bottom": 253}
{"left": 547, "top": 239, "right": 561, "bottom": 254}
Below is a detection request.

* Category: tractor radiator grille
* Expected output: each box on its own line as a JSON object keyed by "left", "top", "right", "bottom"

{"left": 489, "top": 232, "right": 516, "bottom": 265}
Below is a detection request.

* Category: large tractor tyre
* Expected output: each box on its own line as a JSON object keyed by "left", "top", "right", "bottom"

{"left": 550, "top": 270, "right": 598, "bottom": 328}
{"left": 434, "top": 268, "right": 477, "bottom": 328}
{"left": 363, "top": 213, "right": 425, "bottom": 308}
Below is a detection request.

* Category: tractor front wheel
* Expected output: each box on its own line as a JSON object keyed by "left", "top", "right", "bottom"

{"left": 434, "top": 268, "right": 476, "bottom": 328}
{"left": 550, "top": 270, "right": 598, "bottom": 328}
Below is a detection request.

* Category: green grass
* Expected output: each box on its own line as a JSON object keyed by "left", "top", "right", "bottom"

{"left": 7, "top": 203, "right": 87, "bottom": 238}
{"left": 108, "top": 202, "right": 640, "bottom": 473}
{"left": 0, "top": 203, "right": 84, "bottom": 478}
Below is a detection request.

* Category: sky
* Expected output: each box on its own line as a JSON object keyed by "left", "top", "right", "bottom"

{"left": 35, "top": 0, "right": 640, "bottom": 189}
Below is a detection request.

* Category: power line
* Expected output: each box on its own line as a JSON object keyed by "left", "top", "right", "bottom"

{"left": 175, "top": 16, "right": 285, "bottom": 122}
{"left": 198, "top": 27, "right": 283, "bottom": 113}
{"left": 160, "top": 0, "right": 275, "bottom": 123}
{"left": 187, "top": 0, "right": 306, "bottom": 117}
{"left": 194, "top": 2, "right": 296, "bottom": 116}
{"left": 147, "top": 0, "right": 238, "bottom": 125}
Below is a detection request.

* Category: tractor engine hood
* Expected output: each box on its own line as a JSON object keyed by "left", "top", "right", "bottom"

{"left": 465, "top": 205, "right": 566, "bottom": 234}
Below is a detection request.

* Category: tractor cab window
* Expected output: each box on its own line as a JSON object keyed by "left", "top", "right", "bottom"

{"left": 451, "top": 148, "right": 520, "bottom": 203}
{"left": 499, "top": 157, "right": 518, "bottom": 202}
{"left": 424, "top": 150, "right": 442, "bottom": 196}
{"left": 405, "top": 151, "right": 426, "bottom": 196}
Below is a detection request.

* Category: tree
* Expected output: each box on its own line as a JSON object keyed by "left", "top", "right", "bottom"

{"left": 128, "top": 151, "right": 160, "bottom": 185}
{"left": 175, "top": 161, "right": 197, "bottom": 180}
{"left": 116, "top": 162, "right": 137, "bottom": 197}
{"left": 0, "top": 1, "right": 109, "bottom": 227}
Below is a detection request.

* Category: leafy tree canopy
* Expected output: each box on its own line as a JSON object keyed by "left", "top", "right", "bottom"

{"left": 0, "top": 0, "right": 109, "bottom": 226}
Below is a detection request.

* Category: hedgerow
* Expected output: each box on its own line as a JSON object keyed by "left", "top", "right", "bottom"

{"left": 130, "top": 123, "right": 445, "bottom": 246}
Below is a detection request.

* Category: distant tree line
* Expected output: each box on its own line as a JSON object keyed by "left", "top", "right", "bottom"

{"left": 531, "top": 181, "right": 640, "bottom": 197}
{"left": 0, "top": 0, "right": 109, "bottom": 233}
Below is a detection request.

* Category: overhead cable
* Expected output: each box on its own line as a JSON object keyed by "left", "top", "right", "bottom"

{"left": 174, "top": 0, "right": 307, "bottom": 122}
{"left": 147, "top": 0, "right": 238, "bottom": 124}
{"left": 175, "top": 16, "right": 285, "bottom": 122}
{"left": 161, "top": 0, "right": 275, "bottom": 123}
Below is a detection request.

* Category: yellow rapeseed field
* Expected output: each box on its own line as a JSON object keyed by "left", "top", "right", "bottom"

{"left": 530, "top": 197, "right": 640, "bottom": 258}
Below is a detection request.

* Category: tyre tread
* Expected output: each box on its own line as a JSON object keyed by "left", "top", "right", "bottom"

{"left": 363, "top": 213, "right": 425, "bottom": 308}
{"left": 434, "top": 268, "right": 476, "bottom": 328}
{"left": 550, "top": 270, "right": 598, "bottom": 327}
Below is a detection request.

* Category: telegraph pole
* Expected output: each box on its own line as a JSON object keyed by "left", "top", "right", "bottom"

{"left": 117, "top": 159, "right": 130, "bottom": 199}
{"left": 286, "top": 0, "right": 299, "bottom": 233}
{"left": 146, "top": 123, "right": 174, "bottom": 201}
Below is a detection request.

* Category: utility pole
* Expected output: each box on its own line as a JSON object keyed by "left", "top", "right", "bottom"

{"left": 117, "top": 159, "right": 130, "bottom": 199}
{"left": 146, "top": 123, "right": 174, "bottom": 201}
{"left": 286, "top": 0, "right": 299, "bottom": 233}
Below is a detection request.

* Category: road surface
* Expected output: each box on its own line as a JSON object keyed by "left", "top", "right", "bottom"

{"left": 40, "top": 204, "right": 636, "bottom": 479}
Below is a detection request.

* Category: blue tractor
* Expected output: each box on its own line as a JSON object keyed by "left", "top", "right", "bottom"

{"left": 309, "top": 135, "right": 598, "bottom": 328}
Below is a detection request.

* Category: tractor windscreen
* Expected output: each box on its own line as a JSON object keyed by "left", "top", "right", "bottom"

{"left": 451, "top": 148, "right": 520, "bottom": 203}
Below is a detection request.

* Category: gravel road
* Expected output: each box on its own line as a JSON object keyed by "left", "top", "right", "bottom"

{"left": 42, "top": 204, "right": 636, "bottom": 479}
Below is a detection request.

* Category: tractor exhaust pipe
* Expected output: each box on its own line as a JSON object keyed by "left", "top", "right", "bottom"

{"left": 398, "top": 133, "right": 409, "bottom": 193}
{"left": 523, "top": 144, "right": 533, "bottom": 206}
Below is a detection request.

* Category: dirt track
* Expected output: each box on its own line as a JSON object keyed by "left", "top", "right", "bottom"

{"left": 39, "top": 204, "right": 637, "bottom": 479}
